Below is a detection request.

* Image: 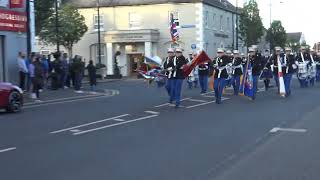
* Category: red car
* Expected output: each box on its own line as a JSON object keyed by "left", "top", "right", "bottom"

{"left": 0, "top": 82, "right": 23, "bottom": 113}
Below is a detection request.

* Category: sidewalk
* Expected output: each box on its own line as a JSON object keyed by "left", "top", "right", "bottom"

{"left": 23, "top": 78, "right": 122, "bottom": 105}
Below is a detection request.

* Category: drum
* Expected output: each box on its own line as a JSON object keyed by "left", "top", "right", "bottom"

{"left": 298, "top": 63, "right": 307, "bottom": 74}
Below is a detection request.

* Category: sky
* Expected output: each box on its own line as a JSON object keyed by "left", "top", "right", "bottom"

{"left": 228, "top": 0, "right": 320, "bottom": 46}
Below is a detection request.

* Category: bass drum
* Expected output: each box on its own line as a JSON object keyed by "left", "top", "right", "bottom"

{"left": 309, "top": 63, "right": 317, "bottom": 78}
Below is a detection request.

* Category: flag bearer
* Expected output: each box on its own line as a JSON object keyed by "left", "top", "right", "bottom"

{"left": 249, "top": 47, "right": 262, "bottom": 100}
{"left": 284, "top": 47, "right": 295, "bottom": 97}
{"left": 198, "top": 54, "right": 210, "bottom": 94}
{"left": 163, "top": 48, "right": 175, "bottom": 99}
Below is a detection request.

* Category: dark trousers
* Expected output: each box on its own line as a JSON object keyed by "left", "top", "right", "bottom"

{"left": 19, "top": 71, "right": 26, "bottom": 90}
{"left": 214, "top": 78, "right": 226, "bottom": 104}
{"left": 232, "top": 76, "right": 241, "bottom": 95}
{"left": 165, "top": 79, "right": 173, "bottom": 97}
{"left": 74, "top": 73, "right": 81, "bottom": 91}
{"left": 169, "top": 79, "right": 183, "bottom": 106}
{"left": 199, "top": 75, "right": 208, "bottom": 93}
{"left": 284, "top": 73, "right": 292, "bottom": 96}
{"left": 32, "top": 78, "right": 41, "bottom": 98}
{"left": 252, "top": 75, "right": 259, "bottom": 99}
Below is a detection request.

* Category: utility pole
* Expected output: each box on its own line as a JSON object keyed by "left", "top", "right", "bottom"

{"left": 236, "top": 0, "right": 239, "bottom": 50}
{"left": 26, "top": 0, "right": 31, "bottom": 55}
{"left": 55, "top": 0, "right": 60, "bottom": 52}
{"left": 97, "top": 0, "right": 102, "bottom": 64}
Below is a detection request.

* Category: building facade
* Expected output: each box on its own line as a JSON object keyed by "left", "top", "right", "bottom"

{"left": 60, "top": 0, "right": 243, "bottom": 77}
{"left": 0, "top": 0, "right": 27, "bottom": 83}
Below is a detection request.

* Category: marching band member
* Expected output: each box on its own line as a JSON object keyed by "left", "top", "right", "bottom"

{"left": 284, "top": 47, "right": 295, "bottom": 97}
{"left": 225, "top": 50, "right": 233, "bottom": 87}
{"left": 198, "top": 53, "right": 210, "bottom": 94}
{"left": 296, "top": 46, "right": 311, "bottom": 88}
{"left": 213, "top": 48, "right": 229, "bottom": 104}
{"left": 249, "top": 47, "right": 262, "bottom": 100}
{"left": 171, "top": 48, "right": 188, "bottom": 108}
{"left": 187, "top": 53, "right": 198, "bottom": 89}
{"left": 260, "top": 50, "right": 273, "bottom": 91}
{"left": 231, "top": 50, "right": 243, "bottom": 95}
{"left": 270, "top": 47, "right": 283, "bottom": 91}
{"left": 163, "top": 48, "right": 175, "bottom": 97}
{"left": 309, "top": 49, "right": 317, "bottom": 86}
{"left": 316, "top": 51, "right": 320, "bottom": 82}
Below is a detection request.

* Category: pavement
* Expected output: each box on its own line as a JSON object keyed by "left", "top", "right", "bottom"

{"left": 0, "top": 77, "right": 320, "bottom": 180}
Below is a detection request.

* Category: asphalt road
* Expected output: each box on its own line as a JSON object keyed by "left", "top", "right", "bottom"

{"left": 0, "top": 78, "right": 320, "bottom": 180}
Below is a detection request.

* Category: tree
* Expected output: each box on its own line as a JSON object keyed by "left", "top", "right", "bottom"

{"left": 35, "top": 0, "right": 55, "bottom": 35}
{"left": 266, "top": 20, "right": 286, "bottom": 50}
{"left": 239, "top": 0, "right": 264, "bottom": 47}
{"left": 39, "top": 5, "right": 88, "bottom": 56}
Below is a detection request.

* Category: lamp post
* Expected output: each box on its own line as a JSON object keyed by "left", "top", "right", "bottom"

{"left": 97, "top": 0, "right": 102, "bottom": 65}
{"left": 236, "top": 0, "right": 239, "bottom": 50}
{"left": 26, "top": 0, "right": 31, "bottom": 55}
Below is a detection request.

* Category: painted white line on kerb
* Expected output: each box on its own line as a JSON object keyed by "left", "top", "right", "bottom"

{"left": 188, "top": 99, "right": 208, "bottom": 103}
{"left": 201, "top": 91, "right": 215, "bottom": 95}
{"left": 50, "top": 114, "right": 130, "bottom": 134}
{"left": 0, "top": 147, "right": 16, "bottom": 153}
{"left": 24, "top": 94, "right": 100, "bottom": 106}
{"left": 270, "top": 127, "right": 307, "bottom": 133}
{"left": 154, "top": 98, "right": 191, "bottom": 108}
{"left": 25, "top": 95, "right": 109, "bottom": 109}
{"left": 145, "top": 111, "right": 160, "bottom": 115}
{"left": 73, "top": 115, "right": 158, "bottom": 136}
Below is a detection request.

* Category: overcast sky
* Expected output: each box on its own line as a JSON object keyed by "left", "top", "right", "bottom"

{"left": 229, "top": 0, "right": 320, "bottom": 46}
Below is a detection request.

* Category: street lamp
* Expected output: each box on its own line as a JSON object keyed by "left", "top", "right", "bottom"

{"left": 235, "top": 0, "right": 239, "bottom": 50}
{"left": 97, "top": 0, "right": 102, "bottom": 65}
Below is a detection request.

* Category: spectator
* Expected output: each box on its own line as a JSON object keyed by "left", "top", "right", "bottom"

{"left": 61, "top": 53, "right": 70, "bottom": 89}
{"left": 87, "top": 60, "right": 97, "bottom": 92}
{"left": 71, "top": 55, "right": 85, "bottom": 93}
{"left": 17, "top": 52, "right": 28, "bottom": 91}
{"left": 29, "top": 55, "right": 43, "bottom": 101}
{"left": 52, "top": 52, "right": 63, "bottom": 88}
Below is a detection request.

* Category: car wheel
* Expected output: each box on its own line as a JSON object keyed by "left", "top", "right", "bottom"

{"left": 6, "top": 91, "right": 22, "bottom": 113}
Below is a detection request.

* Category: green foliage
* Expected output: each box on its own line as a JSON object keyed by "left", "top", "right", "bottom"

{"left": 35, "top": 0, "right": 55, "bottom": 35}
{"left": 266, "top": 20, "right": 287, "bottom": 50}
{"left": 39, "top": 5, "right": 88, "bottom": 56}
{"left": 239, "top": 0, "right": 264, "bottom": 47}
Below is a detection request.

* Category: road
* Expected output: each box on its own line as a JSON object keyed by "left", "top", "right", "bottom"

{"left": 0, "top": 78, "right": 320, "bottom": 180}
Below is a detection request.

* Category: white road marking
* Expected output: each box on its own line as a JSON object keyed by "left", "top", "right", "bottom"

{"left": 154, "top": 98, "right": 190, "bottom": 108}
{"left": 144, "top": 111, "right": 160, "bottom": 115}
{"left": 70, "top": 129, "right": 81, "bottom": 133}
{"left": 188, "top": 99, "right": 208, "bottom": 103}
{"left": 50, "top": 114, "right": 130, "bottom": 134}
{"left": 270, "top": 127, "right": 307, "bottom": 133}
{"left": 203, "top": 95, "right": 216, "bottom": 98}
{"left": 24, "top": 94, "right": 101, "bottom": 106}
{"left": 73, "top": 115, "right": 159, "bottom": 136}
{"left": 113, "top": 119, "right": 126, "bottom": 122}
{"left": 186, "top": 98, "right": 230, "bottom": 109}
{"left": 201, "top": 91, "right": 215, "bottom": 95}
{"left": 0, "top": 147, "right": 16, "bottom": 153}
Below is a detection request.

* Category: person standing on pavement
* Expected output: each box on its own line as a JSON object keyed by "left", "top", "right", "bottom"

{"left": 29, "top": 55, "right": 43, "bottom": 101}
{"left": 17, "top": 52, "right": 28, "bottom": 91}
{"left": 41, "top": 55, "right": 49, "bottom": 89}
{"left": 71, "top": 55, "right": 85, "bottom": 93}
{"left": 61, "top": 53, "right": 70, "bottom": 89}
{"left": 87, "top": 60, "right": 97, "bottom": 92}
{"left": 52, "top": 52, "right": 63, "bottom": 88}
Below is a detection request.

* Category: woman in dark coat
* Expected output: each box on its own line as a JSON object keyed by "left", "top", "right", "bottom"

{"left": 87, "top": 60, "right": 97, "bottom": 91}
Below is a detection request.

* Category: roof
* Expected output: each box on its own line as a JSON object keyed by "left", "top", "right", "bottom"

{"left": 64, "top": 0, "right": 238, "bottom": 13}
{"left": 286, "top": 32, "right": 302, "bottom": 42}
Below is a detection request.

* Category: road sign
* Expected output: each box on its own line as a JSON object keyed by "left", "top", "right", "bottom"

{"left": 191, "top": 44, "right": 196, "bottom": 50}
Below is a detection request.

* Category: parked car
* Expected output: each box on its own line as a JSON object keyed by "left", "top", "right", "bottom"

{"left": 0, "top": 82, "right": 23, "bottom": 113}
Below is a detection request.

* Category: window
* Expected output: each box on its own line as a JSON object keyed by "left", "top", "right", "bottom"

{"left": 94, "top": 15, "right": 104, "bottom": 31}
{"left": 169, "top": 11, "right": 180, "bottom": 27}
{"left": 204, "top": 11, "right": 209, "bottom": 28}
{"left": 129, "top": 12, "right": 141, "bottom": 29}
{"left": 90, "top": 44, "right": 106, "bottom": 63}
{"left": 227, "top": 17, "right": 230, "bottom": 31}
{"left": 220, "top": 15, "right": 223, "bottom": 31}
{"left": 213, "top": 13, "right": 216, "bottom": 29}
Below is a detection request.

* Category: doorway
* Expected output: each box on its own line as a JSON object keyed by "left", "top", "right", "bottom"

{"left": 127, "top": 53, "right": 143, "bottom": 77}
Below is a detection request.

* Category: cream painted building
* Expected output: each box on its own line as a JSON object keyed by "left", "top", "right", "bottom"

{"left": 58, "top": 0, "right": 243, "bottom": 77}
